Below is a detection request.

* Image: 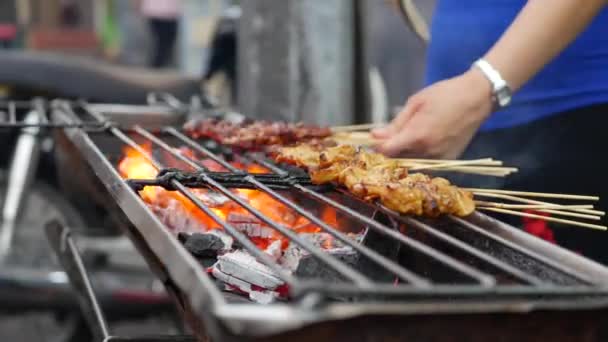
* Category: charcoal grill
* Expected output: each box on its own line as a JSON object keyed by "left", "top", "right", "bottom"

{"left": 50, "top": 100, "right": 608, "bottom": 342}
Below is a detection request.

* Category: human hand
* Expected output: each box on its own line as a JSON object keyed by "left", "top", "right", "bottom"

{"left": 372, "top": 69, "right": 494, "bottom": 159}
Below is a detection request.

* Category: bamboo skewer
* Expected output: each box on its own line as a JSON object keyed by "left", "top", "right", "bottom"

{"left": 467, "top": 188, "right": 599, "bottom": 201}
{"left": 399, "top": 159, "right": 504, "bottom": 166}
{"left": 478, "top": 207, "right": 607, "bottom": 231}
{"left": 535, "top": 209, "right": 601, "bottom": 221}
{"left": 475, "top": 201, "right": 593, "bottom": 210}
{"left": 476, "top": 203, "right": 601, "bottom": 221}
{"left": 471, "top": 192, "right": 605, "bottom": 216}
{"left": 398, "top": 158, "right": 502, "bottom": 165}
{"left": 409, "top": 158, "right": 496, "bottom": 171}
{"left": 331, "top": 123, "right": 384, "bottom": 132}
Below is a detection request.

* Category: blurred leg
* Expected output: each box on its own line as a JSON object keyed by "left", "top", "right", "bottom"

{"left": 149, "top": 18, "right": 178, "bottom": 68}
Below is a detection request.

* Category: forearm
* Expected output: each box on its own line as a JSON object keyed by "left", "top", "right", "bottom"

{"left": 483, "top": 0, "right": 606, "bottom": 92}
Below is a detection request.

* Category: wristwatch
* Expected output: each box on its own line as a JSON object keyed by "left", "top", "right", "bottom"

{"left": 473, "top": 58, "right": 512, "bottom": 109}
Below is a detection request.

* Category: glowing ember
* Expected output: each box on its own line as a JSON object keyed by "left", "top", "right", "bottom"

{"left": 117, "top": 143, "right": 341, "bottom": 250}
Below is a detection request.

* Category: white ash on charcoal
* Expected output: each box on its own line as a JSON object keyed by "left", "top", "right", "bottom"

{"left": 209, "top": 232, "right": 365, "bottom": 303}
{"left": 227, "top": 213, "right": 274, "bottom": 239}
{"left": 280, "top": 233, "right": 361, "bottom": 280}
{"left": 148, "top": 200, "right": 208, "bottom": 234}
{"left": 147, "top": 190, "right": 230, "bottom": 234}
{"left": 210, "top": 249, "right": 286, "bottom": 303}
{"left": 211, "top": 266, "right": 282, "bottom": 304}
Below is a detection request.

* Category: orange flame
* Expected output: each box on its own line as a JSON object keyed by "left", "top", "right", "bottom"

{"left": 117, "top": 143, "right": 341, "bottom": 250}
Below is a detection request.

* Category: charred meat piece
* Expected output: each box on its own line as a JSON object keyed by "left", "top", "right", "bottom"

{"left": 183, "top": 118, "right": 332, "bottom": 149}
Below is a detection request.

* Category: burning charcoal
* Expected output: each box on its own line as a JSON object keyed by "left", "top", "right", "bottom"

{"left": 208, "top": 229, "right": 234, "bottom": 250}
{"left": 227, "top": 213, "right": 260, "bottom": 225}
{"left": 183, "top": 233, "right": 226, "bottom": 258}
{"left": 279, "top": 233, "right": 359, "bottom": 281}
{"left": 148, "top": 200, "right": 208, "bottom": 233}
{"left": 227, "top": 213, "right": 274, "bottom": 238}
{"left": 200, "top": 191, "right": 230, "bottom": 206}
{"left": 214, "top": 250, "right": 284, "bottom": 290}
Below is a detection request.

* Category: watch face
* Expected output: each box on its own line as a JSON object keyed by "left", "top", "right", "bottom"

{"left": 497, "top": 91, "right": 511, "bottom": 107}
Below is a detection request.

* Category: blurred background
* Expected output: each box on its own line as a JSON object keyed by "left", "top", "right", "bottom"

{"left": 0, "top": 0, "right": 434, "bottom": 124}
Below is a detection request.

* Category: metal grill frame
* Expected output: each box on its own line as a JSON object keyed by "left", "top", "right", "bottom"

{"left": 51, "top": 100, "right": 608, "bottom": 341}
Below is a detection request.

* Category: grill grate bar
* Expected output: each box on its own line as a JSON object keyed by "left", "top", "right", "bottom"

{"left": 291, "top": 183, "right": 496, "bottom": 287}
{"left": 164, "top": 127, "right": 243, "bottom": 173}
{"left": 33, "top": 99, "right": 49, "bottom": 124}
{"left": 450, "top": 216, "right": 596, "bottom": 284}
{"left": 162, "top": 126, "right": 434, "bottom": 287}
{"left": 297, "top": 282, "right": 608, "bottom": 297}
{"left": 400, "top": 214, "right": 546, "bottom": 286}
{"left": 8, "top": 101, "right": 17, "bottom": 124}
{"left": 0, "top": 100, "right": 112, "bottom": 130}
{"left": 133, "top": 126, "right": 374, "bottom": 286}
{"left": 322, "top": 191, "right": 548, "bottom": 286}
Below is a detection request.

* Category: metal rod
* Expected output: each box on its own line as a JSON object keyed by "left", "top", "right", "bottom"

{"left": 297, "top": 282, "right": 608, "bottom": 297}
{"left": 293, "top": 184, "right": 496, "bottom": 287}
{"left": 0, "top": 110, "right": 42, "bottom": 263}
{"left": 164, "top": 127, "right": 242, "bottom": 173}
{"left": 33, "top": 98, "right": 49, "bottom": 124}
{"left": 45, "top": 221, "right": 111, "bottom": 341}
{"left": 401, "top": 215, "right": 546, "bottom": 286}
{"left": 8, "top": 101, "right": 16, "bottom": 124}
{"left": 111, "top": 128, "right": 164, "bottom": 170}
{"left": 329, "top": 195, "right": 547, "bottom": 285}
{"left": 134, "top": 127, "right": 372, "bottom": 286}
{"left": 450, "top": 216, "right": 596, "bottom": 285}
{"left": 0, "top": 123, "right": 106, "bottom": 129}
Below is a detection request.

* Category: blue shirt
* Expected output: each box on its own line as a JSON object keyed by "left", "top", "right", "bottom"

{"left": 426, "top": 0, "right": 608, "bottom": 131}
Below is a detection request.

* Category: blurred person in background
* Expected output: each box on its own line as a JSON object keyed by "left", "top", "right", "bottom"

{"left": 373, "top": 1, "right": 608, "bottom": 263}
{"left": 140, "top": 0, "right": 182, "bottom": 68}
{"left": 0, "top": 0, "right": 17, "bottom": 49}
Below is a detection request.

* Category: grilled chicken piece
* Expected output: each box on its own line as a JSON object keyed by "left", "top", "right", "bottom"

{"left": 381, "top": 174, "right": 475, "bottom": 217}
{"left": 274, "top": 143, "right": 475, "bottom": 217}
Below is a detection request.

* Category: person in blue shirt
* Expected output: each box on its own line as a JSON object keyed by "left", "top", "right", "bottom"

{"left": 373, "top": 0, "right": 608, "bottom": 263}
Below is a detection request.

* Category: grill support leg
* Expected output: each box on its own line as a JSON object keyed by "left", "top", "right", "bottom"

{"left": 45, "top": 220, "right": 197, "bottom": 342}
{"left": 0, "top": 110, "right": 41, "bottom": 261}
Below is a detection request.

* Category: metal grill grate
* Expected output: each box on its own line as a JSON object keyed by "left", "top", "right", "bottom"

{"left": 50, "top": 100, "right": 608, "bottom": 340}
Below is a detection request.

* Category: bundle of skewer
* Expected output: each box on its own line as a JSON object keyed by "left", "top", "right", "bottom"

{"left": 274, "top": 139, "right": 605, "bottom": 231}
{"left": 470, "top": 188, "right": 605, "bottom": 231}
